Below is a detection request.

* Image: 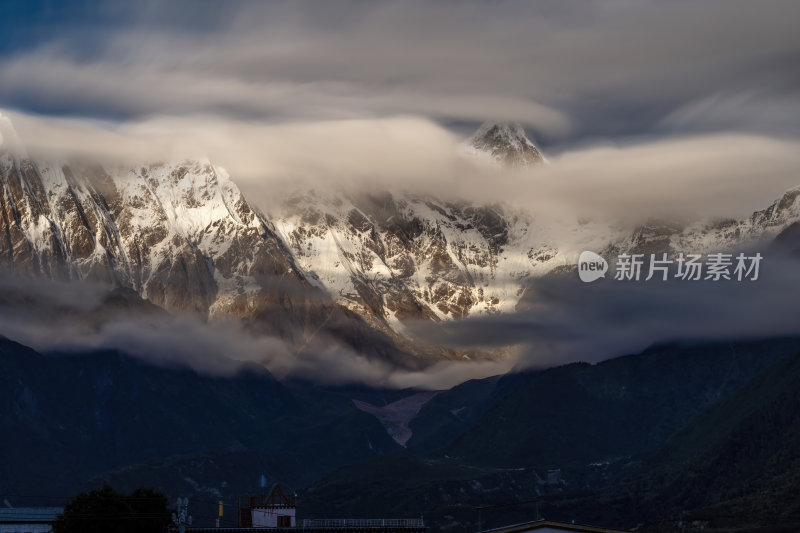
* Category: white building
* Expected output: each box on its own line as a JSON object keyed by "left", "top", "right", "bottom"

{"left": 252, "top": 504, "right": 296, "bottom": 528}
{"left": 239, "top": 485, "right": 296, "bottom": 528}
{"left": 0, "top": 507, "right": 63, "bottom": 533}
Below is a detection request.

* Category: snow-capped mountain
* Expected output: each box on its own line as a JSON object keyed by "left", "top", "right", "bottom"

{"left": 602, "top": 186, "right": 800, "bottom": 261}
{"left": 2, "top": 111, "right": 800, "bottom": 363}
{"left": 0, "top": 112, "right": 398, "bottom": 362}
{"left": 273, "top": 191, "right": 537, "bottom": 330}
{"left": 466, "top": 121, "right": 544, "bottom": 167}
{"left": 0, "top": 139, "right": 302, "bottom": 316}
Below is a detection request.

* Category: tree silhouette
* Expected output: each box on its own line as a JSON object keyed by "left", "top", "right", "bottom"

{"left": 53, "top": 485, "right": 171, "bottom": 533}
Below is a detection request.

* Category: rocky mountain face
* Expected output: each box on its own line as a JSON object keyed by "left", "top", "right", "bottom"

{"left": 611, "top": 186, "right": 800, "bottom": 258}
{"left": 271, "top": 184, "right": 800, "bottom": 347}
{"left": 0, "top": 112, "right": 418, "bottom": 366}
{"left": 0, "top": 114, "right": 302, "bottom": 316}
{"left": 272, "top": 191, "right": 541, "bottom": 340}
{"left": 2, "top": 112, "right": 800, "bottom": 363}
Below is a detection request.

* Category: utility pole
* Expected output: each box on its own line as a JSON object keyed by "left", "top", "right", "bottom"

{"left": 172, "top": 497, "right": 193, "bottom": 533}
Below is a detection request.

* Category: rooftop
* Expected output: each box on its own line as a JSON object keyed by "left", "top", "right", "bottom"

{"left": 481, "top": 519, "right": 629, "bottom": 533}
{"left": 0, "top": 507, "right": 63, "bottom": 523}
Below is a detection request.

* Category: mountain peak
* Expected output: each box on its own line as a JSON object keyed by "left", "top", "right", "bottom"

{"left": 467, "top": 121, "right": 544, "bottom": 168}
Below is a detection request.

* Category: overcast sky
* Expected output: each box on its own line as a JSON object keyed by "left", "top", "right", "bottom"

{"left": 2, "top": 0, "right": 799, "bottom": 216}
{"left": 1, "top": 0, "right": 799, "bottom": 143}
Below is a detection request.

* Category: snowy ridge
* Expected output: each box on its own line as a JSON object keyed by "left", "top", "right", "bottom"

{"left": 273, "top": 178, "right": 800, "bottom": 338}
{"left": 273, "top": 188, "right": 628, "bottom": 338}
{"left": 0, "top": 140, "right": 303, "bottom": 315}
{"left": 3, "top": 113, "right": 800, "bottom": 357}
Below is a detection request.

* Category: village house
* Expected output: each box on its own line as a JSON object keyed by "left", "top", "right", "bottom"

{"left": 188, "top": 484, "right": 427, "bottom": 533}
{"left": 0, "top": 507, "right": 63, "bottom": 533}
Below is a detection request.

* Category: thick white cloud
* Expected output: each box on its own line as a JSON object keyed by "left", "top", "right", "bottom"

{"left": 410, "top": 250, "right": 800, "bottom": 371}
{"left": 1, "top": 0, "right": 798, "bottom": 138}
{"left": 8, "top": 110, "right": 800, "bottom": 223}
{"left": 0, "top": 275, "right": 514, "bottom": 389}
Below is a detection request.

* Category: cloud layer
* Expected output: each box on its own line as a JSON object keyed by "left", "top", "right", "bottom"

{"left": 0, "top": 275, "right": 514, "bottom": 389}
{"left": 4, "top": 0, "right": 799, "bottom": 222}
{"left": 7, "top": 110, "right": 800, "bottom": 223}
{"left": 408, "top": 248, "right": 800, "bottom": 371}
{"left": 2, "top": 0, "right": 799, "bottom": 140}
